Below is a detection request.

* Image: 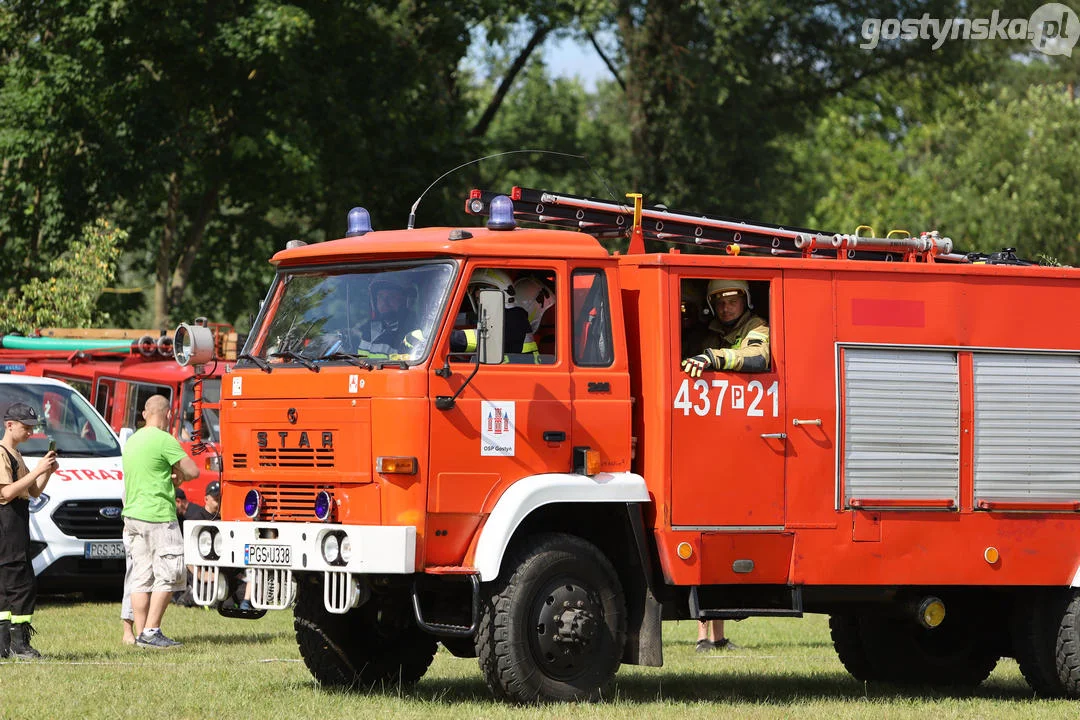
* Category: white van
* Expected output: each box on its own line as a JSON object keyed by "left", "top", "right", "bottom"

{"left": 0, "top": 374, "right": 125, "bottom": 593}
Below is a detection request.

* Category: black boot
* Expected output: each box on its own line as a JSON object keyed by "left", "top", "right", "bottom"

{"left": 10, "top": 622, "right": 41, "bottom": 659}
{"left": 0, "top": 619, "right": 10, "bottom": 659}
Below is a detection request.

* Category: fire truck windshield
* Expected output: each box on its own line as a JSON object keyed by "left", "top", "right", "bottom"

{"left": 248, "top": 262, "right": 455, "bottom": 366}
{"left": 0, "top": 382, "right": 120, "bottom": 457}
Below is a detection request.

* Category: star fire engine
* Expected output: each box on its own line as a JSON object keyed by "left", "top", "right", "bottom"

{"left": 179, "top": 187, "right": 1080, "bottom": 702}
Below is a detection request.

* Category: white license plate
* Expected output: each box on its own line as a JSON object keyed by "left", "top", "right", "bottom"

{"left": 244, "top": 543, "right": 291, "bottom": 566}
{"left": 84, "top": 541, "right": 125, "bottom": 559}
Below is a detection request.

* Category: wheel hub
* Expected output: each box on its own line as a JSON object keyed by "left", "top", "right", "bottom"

{"left": 530, "top": 580, "right": 604, "bottom": 679}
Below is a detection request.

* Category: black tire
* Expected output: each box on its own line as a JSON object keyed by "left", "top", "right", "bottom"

{"left": 293, "top": 579, "right": 437, "bottom": 690}
{"left": 1012, "top": 589, "right": 1068, "bottom": 697}
{"left": 1056, "top": 590, "right": 1080, "bottom": 697}
{"left": 840, "top": 611, "right": 998, "bottom": 688}
{"left": 476, "top": 532, "right": 626, "bottom": 703}
{"left": 829, "top": 614, "right": 884, "bottom": 682}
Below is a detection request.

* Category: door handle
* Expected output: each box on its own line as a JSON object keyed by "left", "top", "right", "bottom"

{"left": 792, "top": 418, "right": 822, "bottom": 426}
{"left": 760, "top": 433, "right": 787, "bottom": 439}
{"left": 543, "top": 431, "right": 566, "bottom": 442}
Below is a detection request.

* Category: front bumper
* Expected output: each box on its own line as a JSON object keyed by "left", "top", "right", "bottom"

{"left": 183, "top": 520, "right": 417, "bottom": 612}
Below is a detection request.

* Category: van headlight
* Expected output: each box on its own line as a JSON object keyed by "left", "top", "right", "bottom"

{"left": 339, "top": 535, "right": 353, "bottom": 564}
{"left": 28, "top": 493, "right": 50, "bottom": 513}
{"left": 213, "top": 531, "right": 223, "bottom": 557}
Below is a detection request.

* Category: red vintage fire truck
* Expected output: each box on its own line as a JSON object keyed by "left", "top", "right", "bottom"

{"left": 180, "top": 187, "right": 1080, "bottom": 702}
{"left": 0, "top": 324, "right": 236, "bottom": 503}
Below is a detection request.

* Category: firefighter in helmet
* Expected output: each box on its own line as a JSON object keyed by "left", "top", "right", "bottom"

{"left": 681, "top": 279, "right": 770, "bottom": 376}
{"left": 510, "top": 275, "right": 555, "bottom": 356}
{"left": 449, "top": 269, "right": 531, "bottom": 355}
{"left": 355, "top": 276, "right": 423, "bottom": 356}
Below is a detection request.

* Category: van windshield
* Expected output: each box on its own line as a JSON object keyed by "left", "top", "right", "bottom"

{"left": 0, "top": 383, "right": 121, "bottom": 457}
{"left": 245, "top": 262, "right": 456, "bottom": 366}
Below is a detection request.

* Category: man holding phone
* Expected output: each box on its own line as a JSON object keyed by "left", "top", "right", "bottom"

{"left": 0, "top": 403, "right": 59, "bottom": 659}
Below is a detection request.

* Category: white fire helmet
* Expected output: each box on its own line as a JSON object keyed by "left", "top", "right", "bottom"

{"left": 468, "top": 268, "right": 515, "bottom": 311}
{"left": 706, "top": 278, "right": 752, "bottom": 315}
{"left": 512, "top": 276, "right": 555, "bottom": 331}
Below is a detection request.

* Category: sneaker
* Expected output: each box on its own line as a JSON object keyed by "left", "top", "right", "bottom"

{"left": 695, "top": 639, "right": 712, "bottom": 653}
{"left": 135, "top": 630, "right": 182, "bottom": 649}
{"left": 238, "top": 600, "right": 252, "bottom": 611}
{"left": 696, "top": 638, "right": 740, "bottom": 652}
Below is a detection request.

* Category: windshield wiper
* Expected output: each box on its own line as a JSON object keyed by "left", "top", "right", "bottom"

{"left": 319, "top": 352, "right": 374, "bottom": 370}
{"left": 269, "top": 351, "right": 320, "bottom": 372}
{"left": 238, "top": 353, "right": 272, "bottom": 373}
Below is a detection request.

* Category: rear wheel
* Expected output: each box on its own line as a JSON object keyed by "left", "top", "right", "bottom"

{"left": 1055, "top": 590, "right": 1080, "bottom": 697}
{"left": 294, "top": 578, "right": 437, "bottom": 690}
{"left": 834, "top": 610, "right": 998, "bottom": 688}
{"left": 829, "top": 614, "right": 883, "bottom": 682}
{"left": 477, "top": 533, "right": 626, "bottom": 703}
{"left": 1011, "top": 589, "right": 1068, "bottom": 697}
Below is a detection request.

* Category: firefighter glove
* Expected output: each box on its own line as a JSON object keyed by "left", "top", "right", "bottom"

{"left": 681, "top": 350, "right": 716, "bottom": 378}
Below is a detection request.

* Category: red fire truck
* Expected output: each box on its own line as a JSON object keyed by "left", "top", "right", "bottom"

{"left": 179, "top": 187, "right": 1080, "bottom": 702}
{"left": 0, "top": 324, "right": 236, "bottom": 503}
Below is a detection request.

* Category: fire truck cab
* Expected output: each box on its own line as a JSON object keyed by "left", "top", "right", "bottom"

{"left": 182, "top": 188, "right": 1080, "bottom": 702}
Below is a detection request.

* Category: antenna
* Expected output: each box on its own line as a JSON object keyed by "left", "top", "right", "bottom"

{"left": 406, "top": 150, "right": 587, "bottom": 230}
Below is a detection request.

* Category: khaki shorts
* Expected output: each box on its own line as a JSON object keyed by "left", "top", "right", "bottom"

{"left": 123, "top": 517, "right": 186, "bottom": 593}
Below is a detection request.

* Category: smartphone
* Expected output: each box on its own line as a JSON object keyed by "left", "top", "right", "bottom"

{"left": 48, "top": 439, "right": 56, "bottom": 453}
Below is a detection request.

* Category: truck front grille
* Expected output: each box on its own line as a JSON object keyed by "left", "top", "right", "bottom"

{"left": 257, "top": 448, "right": 334, "bottom": 469}
{"left": 51, "top": 501, "right": 124, "bottom": 539}
{"left": 254, "top": 484, "right": 333, "bottom": 521}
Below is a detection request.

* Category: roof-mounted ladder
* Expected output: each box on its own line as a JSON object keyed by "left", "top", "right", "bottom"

{"left": 466, "top": 186, "right": 967, "bottom": 264}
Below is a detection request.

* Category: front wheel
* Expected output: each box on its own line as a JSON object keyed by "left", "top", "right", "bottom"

{"left": 476, "top": 533, "right": 626, "bottom": 703}
{"left": 294, "top": 578, "right": 437, "bottom": 691}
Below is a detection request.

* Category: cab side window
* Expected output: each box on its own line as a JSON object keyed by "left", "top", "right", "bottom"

{"left": 572, "top": 269, "right": 613, "bottom": 367}
{"left": 679, "top": 278, "right": 771, "bottom": 374}
{"left": 449, "top": 268, "right": 558, "bottom": 365}
{"left": 124, "top": 382, "right": 172, "bottom": 430}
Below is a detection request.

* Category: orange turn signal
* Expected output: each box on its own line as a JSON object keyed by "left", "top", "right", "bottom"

{"left": 984, "top": 546, "right": 1000, "bottom": 564}
{"left": 574, "top": 447, "right": 602, "bottom": 476}
{"left": 376, "top": 456, "right": 418, "bottom": 475}
{"left": 677, "top": 542, "right": 694, "bottom": 560}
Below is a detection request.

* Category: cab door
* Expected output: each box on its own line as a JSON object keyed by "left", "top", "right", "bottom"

{"left": 670, "top": 271, "right": 786, "bottom": 528}
{"left": 426, "top": 262, "right": 572, "bottom": 564}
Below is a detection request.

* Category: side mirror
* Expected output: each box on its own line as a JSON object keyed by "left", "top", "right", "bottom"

{"left": 118, "top": 427, "right": 135, "bottom": 448}
{"left": 477, "top": 289, "right": 505, "bottom": 365}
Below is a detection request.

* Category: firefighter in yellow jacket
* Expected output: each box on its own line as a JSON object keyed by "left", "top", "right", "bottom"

{"left": 681, "top": 279, "right": 770, "bottom": 376}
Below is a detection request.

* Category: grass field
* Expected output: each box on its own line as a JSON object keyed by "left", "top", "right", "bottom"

{"left": 1, "top": 598, "right": 1076, "bottom": 719}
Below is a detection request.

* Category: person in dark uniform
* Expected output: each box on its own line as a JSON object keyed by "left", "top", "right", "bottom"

{"left": 0, "top": 403, "right": 58, "bottom": 659}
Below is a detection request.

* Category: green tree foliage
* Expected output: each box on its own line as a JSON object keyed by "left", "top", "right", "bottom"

{"left": 785, "top": 76, "right": 1080, "bottom": 265}
{"left": 1, "top": 0, "right": 481, "bottom": 330}
{"left": 2, "top": 218, "right": 124, "bottom": 333}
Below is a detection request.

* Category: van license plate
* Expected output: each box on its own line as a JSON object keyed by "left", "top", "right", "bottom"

{"left": 84, "top": 541, "right": 125, "bottom": 559}
{"left": 244, "top": 544, "right": 291, "bottom": 566}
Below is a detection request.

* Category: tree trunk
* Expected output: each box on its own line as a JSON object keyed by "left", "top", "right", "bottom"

{"left": 470, "top": 24, "right": 551, "bottom": 138}
{"left": 168, "top": 184, "right": 220, "bottom": 312}
{"left": 155, "top": 172, "right": 181, "bottom": 330}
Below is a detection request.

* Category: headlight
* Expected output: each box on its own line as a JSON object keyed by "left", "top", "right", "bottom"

{"left": 339, "top": 535, "right": 353, "bottom": 564}
{"left": 321, "top": 533, "right": 340, "bottom": 564}
{"left": 28, "top": 493, "right": 50, "bottom": 513}
{"left": 213, "top": 531, "right": 224, "bottom": 557}
{"left": 197, "top": 529, "right": 214, "bottom": 558}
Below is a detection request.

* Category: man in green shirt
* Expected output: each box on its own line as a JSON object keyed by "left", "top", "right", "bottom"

{"left": 122, "top": 394, "right": 198, "bottom": 649}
